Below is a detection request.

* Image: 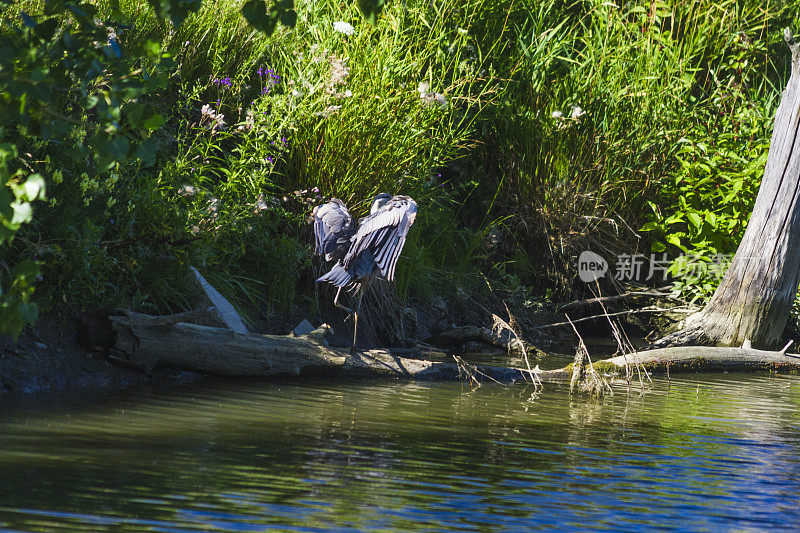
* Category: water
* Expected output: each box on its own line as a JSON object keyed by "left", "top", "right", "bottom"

{"left": 1, "top": 374, "right": 800, "bottom": 531}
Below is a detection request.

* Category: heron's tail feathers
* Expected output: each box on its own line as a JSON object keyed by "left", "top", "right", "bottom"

{"left": 317, "top": 263, "right": 359, "bottom": 291}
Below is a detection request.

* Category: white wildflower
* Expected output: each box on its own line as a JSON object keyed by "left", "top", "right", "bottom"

{"left": 211, "top": 114, "right": 225, "bottom": 130}
{"left": 200, "top": 104, "right": 226, "bottom": 131}
{"left": 551, "top": 110, "right": 563, "bottom": 119}
{"left": 291, "top": 89, "right": 304, "bottom": 98}
{"left": 333, "top": 21, "right": 355, "bottom": 36}
{"left": 254, "top": 193, "right": 271, "bottom": 212}
{"left": 570, "top": 105, "right": 586, "bottom": 119}
{"left": 237, "top": 108, "right": 254, "bottom": 131}
{"left": 328, "top": 56, "right": 350, "bottom": 90}
{"left": 316, "top": 105, "right": 341, "bottom": 117}
{"left": 178, "top": 184, "right": 198, "bottom": 197}
{"left": 310, "top": 44, "right": 326, "bottom": 63}
{"left": 419, "top": 84, "right": 448, "bottom": 109}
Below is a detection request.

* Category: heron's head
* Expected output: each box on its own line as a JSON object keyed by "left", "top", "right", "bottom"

{"left": 370, "top": 193, "right": 392, "bottom": 215}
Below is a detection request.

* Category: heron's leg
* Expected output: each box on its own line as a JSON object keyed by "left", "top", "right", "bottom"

{"left": 351, "top": 290, "right": 364, "bottom": 354}
{"left": 334, "top": 287, "right": 358, "bottom": 351}
{"left": 333, "top": 286, "right": 353, "bottom": 315}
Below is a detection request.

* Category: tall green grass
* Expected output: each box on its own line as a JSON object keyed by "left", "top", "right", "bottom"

{"left": 459, "top": 0, "right": 791, "bottom": 295}
{"left": 6, "top": 0, "right": 796, "bottom": 320}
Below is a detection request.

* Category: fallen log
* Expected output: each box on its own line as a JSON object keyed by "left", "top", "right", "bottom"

{"left": 104, "top": 310, "right": 800, "bottom": 384}
{"left": 601, "top": 346, "right": 800, "bottom": 374}
{"left": 108, "top": 310, "right": 561, "bottom": 383}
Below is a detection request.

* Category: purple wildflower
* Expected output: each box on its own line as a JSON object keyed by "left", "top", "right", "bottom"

{"left": 267, "top": 156, "right": 274, "bottom": 164}
{"left": 257, "top": 67, "right": 281, "bottom": 96}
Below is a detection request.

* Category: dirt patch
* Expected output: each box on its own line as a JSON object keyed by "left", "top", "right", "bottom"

{"left": 0, "top": 315, "right": 200, "bottom": 399}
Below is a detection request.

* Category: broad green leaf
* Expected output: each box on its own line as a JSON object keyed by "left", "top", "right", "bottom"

{"left": 34, "top": 17, "right": 59, "bottom": 41}
{"left": 281, "top": 8, "right": 297, "bottom": 27}
{"left": 687, "top": 212, "right": 702, "bottom": 231}
{"left": 0, "top": 303, "right": 27, "bottom": 341}
{"left": 143, "top": 113, "right": 165, "bottom": 130}
{"left": 17, "top": 301, "right": 38, "bottom": 324}
{"left": 242, "top": 0, "right": 276, "bottom": 35}
{"left": 358, "top": 0, "right": 385, "bottom": 23}
{"left": 640, "top": 221, "right": 659, "bottom": 231}
{"left": 108, "top": 136, "right": 130, "bottom": 160}
{"left": 23, "top": 174, "right": 46, "bottom": 201}
{"left": 147, "top": 0, "right": 202, "bottom": 26}
{"left": 0, "top": 186, "right": 12, "bottom": 217}
{"left": 10, "top": 201, "right": 32, "bottom": 225}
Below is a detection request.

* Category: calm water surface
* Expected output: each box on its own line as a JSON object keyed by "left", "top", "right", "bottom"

{"left": 1, "top": 373, "right": 800, "bottom": 531}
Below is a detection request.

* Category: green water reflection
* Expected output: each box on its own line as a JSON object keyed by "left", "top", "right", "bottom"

{"left": 1, "top": 374, "right": 800, "bottom": 531}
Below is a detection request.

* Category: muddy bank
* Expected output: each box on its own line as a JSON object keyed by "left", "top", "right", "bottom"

{"left": 0, "top": 316, "right": 202, "bottom": 398}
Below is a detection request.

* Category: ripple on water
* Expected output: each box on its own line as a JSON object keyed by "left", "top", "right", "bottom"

{"left": 1, "top": 374, "right": 800, "bottom": 530}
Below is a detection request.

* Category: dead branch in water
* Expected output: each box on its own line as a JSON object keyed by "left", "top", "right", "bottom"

{"left": 533, "top": 306, "right": 696, "bottom": 330}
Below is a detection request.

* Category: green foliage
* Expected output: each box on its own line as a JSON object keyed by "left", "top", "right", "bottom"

{"left": 357, "top": 0, "right": 384, "bottom": 24}
{"left": 463, "top": 0, "right": 791, "bottom": 296}
{"left": 640, "top": 12, "right": 779, "bottom": 302}
{"left": 2, "top": 0, "right": 797, "bottom": 340}
{"left": 0, "top": 0, "right": 199, "bottom": 338}
{"left": 147, "top": 0, "right": 202, "bottom": 26}
{"left": 241, "top": 0, "right": 296, "bottom": 36}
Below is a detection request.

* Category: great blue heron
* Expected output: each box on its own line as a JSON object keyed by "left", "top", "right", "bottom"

{"left": 312, "top": 193, "right": 418, "bottom": 351}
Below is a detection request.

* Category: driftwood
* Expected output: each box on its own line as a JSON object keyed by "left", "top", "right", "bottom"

{"left": 190, "top": 267, "right": 249, "bottom": 333}
{"left": 602, "top": 346, "right": 800, "bottom": 373}
{"left": 554, "top": 290, "right": 679, "bottom": 313}
{"left": 108, "top": 310, "right": 553, "bottom": 382}
{"left": 427, "top": 325, "right": 525, "bottom": 352}
{"left": 105, "top": 310, "right": 800, "bottom": 384}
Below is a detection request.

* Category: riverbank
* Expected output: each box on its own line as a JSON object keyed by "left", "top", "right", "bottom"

{"left": 0, "top": 291, "right": 537, "bottom": 398}
{"left": 0, "top": 283, "right": 688, "bottom": 399}
{"left": 0, "top": 316, "right": 207, "bottom": 398}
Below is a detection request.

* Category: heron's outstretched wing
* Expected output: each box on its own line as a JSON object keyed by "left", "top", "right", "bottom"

{"left": 344, "top": 195, "right": 417, "bottom": 281}
{"left": 312, "top": 198, "right": 354, "bottom": 261}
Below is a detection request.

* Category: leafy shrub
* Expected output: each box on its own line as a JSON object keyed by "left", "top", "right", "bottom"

{"left": 641, "top": 10, "right": 782, "bottom": 302}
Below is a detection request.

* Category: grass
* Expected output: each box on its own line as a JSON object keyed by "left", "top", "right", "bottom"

{"left": 4, "top": 0, "right": 797, "bottom": 323}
